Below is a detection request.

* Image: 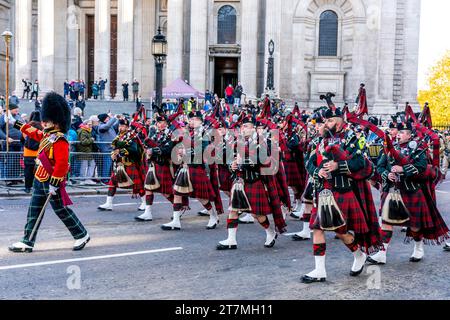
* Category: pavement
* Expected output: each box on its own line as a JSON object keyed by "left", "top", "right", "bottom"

{"left": 0, "top": 181, "right": 449, "bottom": 300}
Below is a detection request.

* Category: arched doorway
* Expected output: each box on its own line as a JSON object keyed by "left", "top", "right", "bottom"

{"left": 214, "top": 57, "right": 238, "bottom": 98}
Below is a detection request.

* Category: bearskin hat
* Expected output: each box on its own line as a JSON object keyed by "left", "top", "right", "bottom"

{"left": 41, "top": 92, "right": 71, "bottom": 133}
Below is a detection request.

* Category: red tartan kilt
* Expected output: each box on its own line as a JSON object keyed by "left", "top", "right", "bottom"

{"left": 146, "top": 162, "right": 173, "bottom": 195}
{"left": 380, "top": 189, "right": 430, "bottom": 229}
{"left": 218, "top": 165, "right": 232, "bottom": 192}
{"left": 310, "top": 190, "right": 369, "bottom": 234}
{"left": 243, "top": 179, "right": 271, "bottom": 216}
{"left": 284, "top": 161, "right": 302, "bottom": 187}
{"left": 174, "top": 166, "right": 214, "bottom": 200}
{"left": 109, "top": 163, "right": 145, "bottom": 194}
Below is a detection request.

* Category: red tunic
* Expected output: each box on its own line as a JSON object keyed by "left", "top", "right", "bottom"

{"left": 20, "top": 123, "right": 69, "bottom": 187}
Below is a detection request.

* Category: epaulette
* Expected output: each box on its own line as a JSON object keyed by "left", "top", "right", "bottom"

{"left": 48, "top": 132, "right": 67, "bottom": 144}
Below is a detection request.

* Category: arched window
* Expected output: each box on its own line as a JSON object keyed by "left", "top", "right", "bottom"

{"left": 218, "top": 5, "right": 237, "bottom": 44}
{"left": 318, "top": 10, "right": 338, "bottom": 56}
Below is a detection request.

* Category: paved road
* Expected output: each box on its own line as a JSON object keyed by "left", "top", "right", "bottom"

{"left": 0, "top": 182, "right": 449, "bottom": 300}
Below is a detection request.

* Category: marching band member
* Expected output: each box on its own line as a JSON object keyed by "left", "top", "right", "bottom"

{"left": 97, "top": 117, "right": 146, "bottom": 212}
{"left": 301, "top": 102, "right": 383, "bottom": 284}
{"left": 7, "top": 92, "right": 90, "bottom": 253}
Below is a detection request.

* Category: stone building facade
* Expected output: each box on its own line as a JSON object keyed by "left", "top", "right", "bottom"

{"left": 4, "top": 0, "right": 421, "bottom": 114}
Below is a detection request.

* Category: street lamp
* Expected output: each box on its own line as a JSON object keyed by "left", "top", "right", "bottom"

{"left": 152, "top": 27, "right": 167, "bottom": 107}
{"left": 2, "top": 30, "right": 13, "bottom": 153}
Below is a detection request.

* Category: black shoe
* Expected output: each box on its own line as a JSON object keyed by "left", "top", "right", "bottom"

{"left": 206, "top": 222, "right": 218, "bottom": 230}
{"left": 401, "top": 227, "right": 407, "bottom": 233}
{"left": 8, "top": 243, "right": 33, "bottom": 253}
{"left": 216, "top": 243, "right": 237, "bottom": 250}
{"left": 444, "top": 244, "right": 450, "bottom": 252}
{"left": 301, "top": 275, "right": 326, "bottom": 284}
{"left": 292, "top": 234, "right": 310, "bottom": 241}
{"left": 409, "top": 257, "right": 422, "bottom": 263}
{"left": 350, "top": 265, "right": 365, "bottom": 277}
{"left": 135, "top": 217, "right": 153, "bottom": 222}
{"left": 161, "top": 225, "right": 181, "bottom": 231}
{"left": 24, "top": 188, "right": 31, "bottom": 194}
{"left": 290, "top": 213, "right": 300, "bottom": 219}
{"left": 73, "top": 236, "right": 90, "bottom": 251}
{"left": 366, "top": 256, "right": 386, "bottom": 265}
{"left": 264, "top": 234, "right": 278, "bottom": 248}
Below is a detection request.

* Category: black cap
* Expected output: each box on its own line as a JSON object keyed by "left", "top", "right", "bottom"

{"left": 323, "top": 107, "right": 343, "bottom": 119}
{"left": 188, "top": 111, "right": 203, "bottom": 120}
{"left": 98, "top": 113, "right": 108, "bottom": 123}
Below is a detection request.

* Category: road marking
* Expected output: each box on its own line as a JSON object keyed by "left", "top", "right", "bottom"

{"left": 0, "top": 247, "right": 183, "bottom": 271}
{"left": 436, "top": 190, "right": 449, "bottom": 194}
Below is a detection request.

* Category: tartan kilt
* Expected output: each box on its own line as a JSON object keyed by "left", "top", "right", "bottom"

{"left": 310, "top": 190, "right": 369, "bottom": 235}
{"left": 380, "top": 189, "right": 429, "bottom": 229}
{"left": 145, "top": 162, "right": 173, "bottom": 195}
{"left": 284, "top": 160, "right": 302, "bottom": 187}
{"left": 218, "top": 165, "right": 232, "bottom": 192}
{"left": 242, "top": 179, "right": 271, "bottom": 217}
{"left": 174, "top": 165, "right": 214, "bottom": 200}
{"left": 109, "top": 163, "right": 145, "bottom": 195}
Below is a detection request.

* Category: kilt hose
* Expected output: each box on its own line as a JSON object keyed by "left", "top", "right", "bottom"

{"left": 22, "top": 180, "right": 88, "bottom": 247}
{"left": 381, "top": 187, "right": 450, "bottom": 244}
{"left": 145, "top": 162, "right": 173, "bottom": 195}
{"left": 218, "top": 165, "right": 232, "bottom": 192}
{"left": 174, "top": 165, "right": 215, "bottom": 201}
{"left": 109, "top": 162, "right": 145, "bottom": 196}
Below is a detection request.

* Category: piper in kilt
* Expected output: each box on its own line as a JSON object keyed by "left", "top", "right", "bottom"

{"left": 292, "top": 110, "right": 326, "bottom": 241}
{"left": 161, "top": 111, "right": 219, "bottom": 231}
{"left": 7, "top": 92, "right": 90, "bottom": 253}
{"left": 98, "top": 118, "right": 146, "bottom": 212}
{"left": 367, "top": 120, "right": 450, "bottom": 265}
{"left": 135, "top": 114, "right": 176, "bottom": 222}
{"left": 301, "top": 100, "right": 383, "bottom": 284}
{"left": 217, "top": 115, "right": 286, "bottom": 251}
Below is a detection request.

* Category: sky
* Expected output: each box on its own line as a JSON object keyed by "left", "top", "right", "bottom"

{"left": 418, "top": 0, "right": 450, "bottom": 90}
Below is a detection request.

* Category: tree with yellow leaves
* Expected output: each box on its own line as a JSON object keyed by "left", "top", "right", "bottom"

{"left": 418, "top": 51, "right": 450, "bottom": 125}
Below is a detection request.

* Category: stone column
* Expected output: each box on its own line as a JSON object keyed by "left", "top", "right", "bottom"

{"left": 240, "top": 0, "right": 259, "bottom": 100}
{"left": 14, "top": 0, "right": 33, "bottom": 96}
{"left": 95, "top": 0, "right": 111, "bottom": 99}
{"left": 264, "top": 0, "right": 282, "bottom": 96}
{"left": 118, "top": 0, "right": 134, "bottom": 91}
{"left": 67, "top": 0, "right": 80, "bottom": 83}
{"left": 37, "top": 0, "right": 55, "bottom": 93}
{"left": 373, "top": 0, "right": 397, "bottom": 114}
{"left": 166, "top": 0, "right": 184, "bottom": 84}
{"left": 54, "top": 1, "right": 68, "bottom": 93}
{"left": 189, "top": 0, "right": 208, "bottom": 92}
{"left": 134, "top": 0, "right": 155, "bottom": 100}
{"left": 401, "top": 0, "right": 421, "bottom": 106}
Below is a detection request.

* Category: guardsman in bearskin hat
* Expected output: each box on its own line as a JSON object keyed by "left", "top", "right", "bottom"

{"left": 216, "top": 115, "right": 286, "bottom": 251}
{"left": 97, "top": 117, "right": 146, "bottom": 211}
{"left": 301, "top": 95, "right": 383, "bottom": 284}
{"left": 7, "top": 92, "right": 90, "bottom": 253}
{"left": 161, "top": 110, "right": 219, "bottom": 231}
{"left": 367, "top": 119, "right": 450, "bottom": 264}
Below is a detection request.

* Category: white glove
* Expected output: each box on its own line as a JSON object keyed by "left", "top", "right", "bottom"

{"left": 49, "top": 185, "right": 59, "bottom": 196}
{"left": 3, "top": 112, "right": 16, "bottom": 125}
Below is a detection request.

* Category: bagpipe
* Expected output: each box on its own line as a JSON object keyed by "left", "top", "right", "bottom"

{"left": 146, "top": 100, "right": 186, "bottom": 191}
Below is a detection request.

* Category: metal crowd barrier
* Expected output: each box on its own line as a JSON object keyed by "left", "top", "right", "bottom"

{"left": 0, "top": 141, "right": 114, "bottom": 183}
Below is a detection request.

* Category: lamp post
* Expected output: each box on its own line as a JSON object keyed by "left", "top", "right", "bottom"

{"left": 152, "top": 27, "right": 167, "bottom": 107}
{"left": 2, "top": 30, "right": 13, "bottom": 153}
{"left": 266, "top": 39, "right": 275, "bottom": 92}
